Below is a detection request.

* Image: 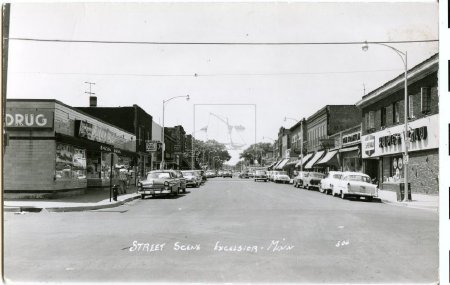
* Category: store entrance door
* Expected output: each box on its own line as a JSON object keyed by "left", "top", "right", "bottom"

{"left": 364, "top": 159, "right": 379, "bottom": 185}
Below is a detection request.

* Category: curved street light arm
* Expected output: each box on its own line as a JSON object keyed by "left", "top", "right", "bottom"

{"left": 163, "top": 95, "right": 190, "bottom": 105}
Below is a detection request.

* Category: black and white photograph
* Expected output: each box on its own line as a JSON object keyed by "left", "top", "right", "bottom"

{"left": 1, "top": 2, "right": 441, "bottom": 284}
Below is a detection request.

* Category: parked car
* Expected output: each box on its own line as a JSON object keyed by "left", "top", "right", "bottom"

{"left": 303, "top": 172, "right": 325, "bottom": 190}
{"left": 239, "top": 172, "right": 249, "bottom": 179}
{"left": 320, "top": 171, "right": 343, "bottom": 194}
{"left": 138, "top": 170, "right": 182, "bottom": 199}
{"left": 254, "top": 170, "right": 268, "bottom": 182}
{"left": 248, "top": 171, "right": 255, "bottom": 178}
{"left": 181, "top": 170, "right": 201, "bottom": 188}
{"left": 273, "top": 171, "right": 290, "bottom": 184}
{"left": 293, "top": 171, "right": 310, "bottom": 188}
{"left": 333, "top": 172, "right": 378, "bottom": 201}
{"left": 206, "top": 171, "right": 216, "bottom": 178}
{"left": 222, "top": 171, "right": 233, "bottom": 178}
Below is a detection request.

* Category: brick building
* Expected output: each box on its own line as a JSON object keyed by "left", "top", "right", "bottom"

{"left": 77, "top": 104, "right": 153, "bottom": 177}
{"left": 5, "top": 99, "right": 136, "bottom": 199}
{"left": 283, "top": 118, "right": 307, "bottom": 176}
{"left": 317, "top": 124, "right": 362, "bottom": 172}
{"left": 357, "top": 53, "right": 439, "bottom": 194}
{"left": 303, "top": 105, "right": 362, "bottom": 171}
{"left": 164, "top": 125, "right": 191, "bottom": 169}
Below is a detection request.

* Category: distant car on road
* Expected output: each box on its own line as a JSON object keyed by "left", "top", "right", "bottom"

{"left": 222, "top": 171, "right": 232, "bottom": 178}
{"left": 138, "top": 170, "right": 182, "bottom": 199}
{"left": 273, "top": 171, "right": 290, "bottom": 184}
{"left": 320, "top": 171, "right": 343, "bottom": 194}
{"left": 293, "top": 171, "right": 310, "bottom": 188}
{"left": 205, "top": 171, "right": 216, "bottom": 178}
{"left": 254, "top": 170, "right": 268, "bottom": 182}
{"left": 333, "top": 172, "right": 378, "bottom": 201}
{"left": 303, "top": 172, "right": 325, "bottom": 190}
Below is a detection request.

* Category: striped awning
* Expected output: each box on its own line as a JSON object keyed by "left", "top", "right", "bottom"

{"left": 284, "top": 157, "right": 299, "bottom": 167}
{"left": 275, "top": 158, "right": 290, "bottom": 170}
{"left": 304, "top": 151, "right": 325, "bottom": 169}
{"left": 267, "top": 161, "right": 278, "bottom": 169}
{"left": 295, "top": 153, "right": 313, "bottom": 167}
{"left": 316, "top": 150, "right": 339, "bottom": 166}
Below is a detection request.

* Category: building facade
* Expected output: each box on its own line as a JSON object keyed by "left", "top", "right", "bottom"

{"left": 77, "top": 104, "right": 153, "bottom": 177}
{"left": 303, "top": 105, "right": 362, "bottom": 171}
{"left": 357, "top": 54, "right": 439, "bottom": 194}
{"left": 5, "top": 99, "right": 136, "bottom": 199}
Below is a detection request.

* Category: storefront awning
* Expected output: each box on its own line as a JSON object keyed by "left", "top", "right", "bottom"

{"left": 339, "top": 146, "right": 360, "bottom": 153}
{"left": 295, "top": 153, "right": 313, "bottom": 167}
{"left": 271, "top": 160, "right": 283, "bottom": 169}
{"left": 284, "top": 157, "right": 299, "bottom": 168}
{"left": 275, "top": 158, "right": 290, "bottom": 170}
{"left": 267, "top": 161, "right": 278, "bottom": 170}
{"left": 304, "top": 151, "right": 325, "bottom": 169}
{"left": 316, "top": 150, "right": 339, "bottom": 166}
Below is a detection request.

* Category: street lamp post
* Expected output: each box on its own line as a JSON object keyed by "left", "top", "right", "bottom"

{"left": 161, "top": 95, "right": 190, "bottom": 170}
{"left": 362, "top": 41, "right": 409, "bottom": 202}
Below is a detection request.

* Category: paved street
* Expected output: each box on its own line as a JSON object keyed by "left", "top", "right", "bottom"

{"left": 4, "top": 177, "right": 438, "bottom": 283}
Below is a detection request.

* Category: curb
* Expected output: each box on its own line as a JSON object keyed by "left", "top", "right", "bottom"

{"left": 4, "top": 194, "right": 141, "bottom": 213}
{"left": 380, "top": 198, "right": 438, "bottom": 212}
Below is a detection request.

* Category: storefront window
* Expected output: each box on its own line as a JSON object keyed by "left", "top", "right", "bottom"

{"left": 55, "top": 143, "right": 86, "bottom": 180}
{"left": 383, "top": 155, "right": 404, "bottom": 182}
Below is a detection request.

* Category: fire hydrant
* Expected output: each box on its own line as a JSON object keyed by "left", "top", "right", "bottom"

{"left": 112, "top": 185, "right": 119, "bottom": 201}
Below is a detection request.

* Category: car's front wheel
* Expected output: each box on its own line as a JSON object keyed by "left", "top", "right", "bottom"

{"left": 141, "top": 194, "right": 145, "bottom": 199}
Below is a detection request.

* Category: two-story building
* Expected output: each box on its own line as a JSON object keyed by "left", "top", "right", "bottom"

{"left": 357, "top": 53, "right": 438, "bottom": 194}
{"left": 303, "top": 105, "right": 362, "bottom": 172}
{"left": 283, "top": 118, "right": 307, "bottom": 176}
{"left": 5, "top": 99, "right": 136, "bottom": 199}
{"left": 316, "top": 124, "right": 362, "bottom": 172}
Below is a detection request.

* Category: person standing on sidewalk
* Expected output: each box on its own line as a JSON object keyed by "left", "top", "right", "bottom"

{"left": 119, "top": 167, "right": 128, "bottom": 194}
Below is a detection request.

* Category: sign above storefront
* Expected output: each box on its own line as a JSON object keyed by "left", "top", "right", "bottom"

{"left": 361, "top": 114, "right": 438, "bottom": 158}
{"left": 342, "top": 132, "right": 361, "bottom": 146}
{"left": 145, "top": 140, "right": 161, "bottom": 152}
{"left": 5, "top": 109, "right": 54, "bottom": 129}
{"left": 75, "top": 120, "right": 129, "bottom": 146}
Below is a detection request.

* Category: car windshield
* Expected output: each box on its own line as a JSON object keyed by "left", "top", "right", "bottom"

{"left": 311, "top": 173, "right": 324, "bottom": 178}
{"left": 333, "top": 174, "right": 342, "bottom": 179}
{"left": 182, "top": 171, "right": 194, "bottom": 176}
{"left": 147, "top": 172, "right": 171, "bottom": 179}
{"left": 256, "top": 171, "right": 266, "bottom": 175}
{"left": 347, "top": 175, "right": 370, "bottom": 183}
{"left": 278, "top": 171, "right": 287, "bottom": 175}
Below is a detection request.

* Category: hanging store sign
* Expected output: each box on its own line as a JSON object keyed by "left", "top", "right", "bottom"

{"left": 364, "top": 135, "right": 375, "bottom": 157}
{"left": 5, "top": 109, "right": 54, "bottom": 129}
{"left": 361, "top": 114, "right": 438, "bottom": 158}
{"left": 145, "top": 140, "right": 160, "bottom": 152}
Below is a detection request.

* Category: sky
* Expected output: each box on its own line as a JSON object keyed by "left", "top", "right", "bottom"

{"left": 6, "top": 2, "right": 439, "bottom": 164}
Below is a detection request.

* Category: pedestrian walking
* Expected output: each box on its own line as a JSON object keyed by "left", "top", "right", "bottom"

{"left": 119, "top": 167, "right": 128, "bottom": 194}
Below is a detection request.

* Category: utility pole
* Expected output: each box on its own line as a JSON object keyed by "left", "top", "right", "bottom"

{"left": 2, "top": 4, "right": 10, "bottom": 156}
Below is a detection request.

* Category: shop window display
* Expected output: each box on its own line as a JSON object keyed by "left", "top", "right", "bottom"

{"left": 55, "top": 143, "right": 87, "bottom": 180}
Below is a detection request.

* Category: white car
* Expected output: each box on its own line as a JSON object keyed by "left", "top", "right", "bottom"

{"left": 273, "top": 171, "right": 291, "bottom": 184}
{"left": 320, "top": 171, "right": 343, "bottom": 195}
{"left": 333, "top": 172, "right": 378, "bottom": 201}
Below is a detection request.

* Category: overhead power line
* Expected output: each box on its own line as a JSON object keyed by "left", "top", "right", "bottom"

{"left": 12, "top": 68, "right": 404, "bottom": 78}
{"left": 7, "top": 37, "right": 438, "bottom": 46}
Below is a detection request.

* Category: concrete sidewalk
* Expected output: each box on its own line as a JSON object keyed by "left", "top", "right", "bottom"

{"left": 377, "top": 189, "right": 439, "bottom": 213}
{"left": 4, "top": 187, "right": 141, "bottom": 213}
